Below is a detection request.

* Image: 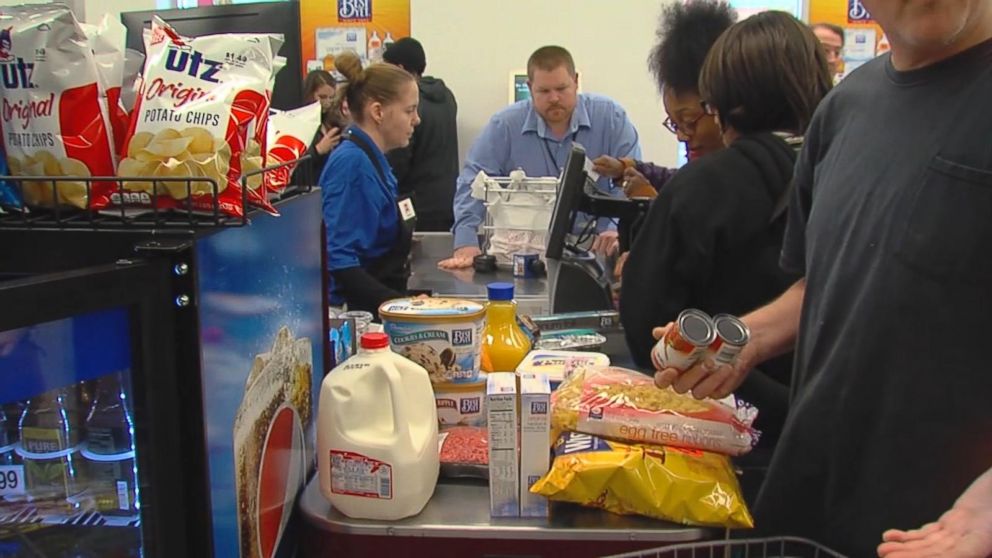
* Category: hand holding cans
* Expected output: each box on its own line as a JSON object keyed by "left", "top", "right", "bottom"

{"left": 651, "top": 309, "right": 750, "bottom": 373}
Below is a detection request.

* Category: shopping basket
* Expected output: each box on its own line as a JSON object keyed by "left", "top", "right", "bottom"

{"left": 472, "top": 171, "right": 559, "bottom": 267}
{"left": 602, "top": 537, "right": 847, "bottom": 558}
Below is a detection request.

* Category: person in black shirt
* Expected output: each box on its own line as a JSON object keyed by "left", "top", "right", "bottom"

{"left": 652, "top": 1, "right": 992, "bottom": 555}
{"left": 621, "top": 11, "right": 831, "bottom": 454}
{"left": 383, "top": 38, "right": 459, "bottom": 232}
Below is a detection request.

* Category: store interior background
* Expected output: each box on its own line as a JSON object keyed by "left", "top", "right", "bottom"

{"left": 0, "top": 0, "right": 816, "bottom": 169}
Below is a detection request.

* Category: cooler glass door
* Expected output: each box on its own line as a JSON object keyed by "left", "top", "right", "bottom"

{"left": 0, "top": 260, "right": 185, "bottom": 558}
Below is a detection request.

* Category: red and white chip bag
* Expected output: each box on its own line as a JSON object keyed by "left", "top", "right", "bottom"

{"left": 264, "top": 102, "right": 320, "bottom": 192}
{"left": 110, "top": 17, "right": 282, "bottom": 217}
{"left": 0, "top": 5, "right": 117, "bottom": 209}
{"left": 81, "top": 14, "right": 128, "bottom": 157}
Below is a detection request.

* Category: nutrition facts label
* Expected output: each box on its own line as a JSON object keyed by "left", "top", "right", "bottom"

{"left": 330, "top": 450, "right": 393, "bottom": 500}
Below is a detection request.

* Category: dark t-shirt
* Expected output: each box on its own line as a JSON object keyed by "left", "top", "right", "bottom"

{"left": 755, "top": 39, "right": 992, "bottom": 556}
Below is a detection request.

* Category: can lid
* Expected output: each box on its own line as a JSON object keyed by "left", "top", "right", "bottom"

{"left": 680, "top": 310, "right": 715, "bottom": 344}
{"left": 487, "top": 282, "right": 514, "bottom": 301}
{"left": 360, "top": 332, "right": 390, "bottom": 349}
{"left": 714, "top": 315, "right": 750, "bottom": 344}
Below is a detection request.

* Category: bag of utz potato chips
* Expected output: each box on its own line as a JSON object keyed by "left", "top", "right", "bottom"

{"left": 239, "top": 47, "right": 285, "bottom": 195}
{"left": 80, "top": 14, "right": 128, "bottom": 157}
{"left": 264, "top": 101, "right": 320, "bottom": 193}
{"left": 111, "top": 17, "right": 282, "bottom": 217}
{"left": 531, "top": 432, "right": 753, "bottom": 528}
{"left": 0, "top": 5, "right": 117, "bottom": 209}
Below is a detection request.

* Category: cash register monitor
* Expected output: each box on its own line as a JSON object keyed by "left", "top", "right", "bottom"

{"left": 545, "top": 145, "right": 587, "bottom": 260}
{"left": 545, "top": 146, "right": 613, "bottom": 313}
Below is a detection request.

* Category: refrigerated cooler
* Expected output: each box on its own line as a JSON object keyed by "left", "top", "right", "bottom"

{"left": 0, "top": 191, "right": 326, "bottom": 558}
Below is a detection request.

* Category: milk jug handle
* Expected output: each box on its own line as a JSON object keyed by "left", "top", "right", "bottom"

{"left": 383, "top": 365, "right": 409, "bottom": 441}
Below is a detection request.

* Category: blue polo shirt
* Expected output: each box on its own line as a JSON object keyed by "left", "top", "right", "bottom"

{"left": 451, "top": 93, "right": 642, "bottom": 249}
{"left": 320, "top": 126, "right": 400, "bottom": 305}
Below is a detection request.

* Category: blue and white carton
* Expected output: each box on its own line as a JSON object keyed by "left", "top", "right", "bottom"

{"left": 519, "top": 373, "right": 551, "bottom": 517}
{"left": 486, "top": 372, "right": 519, "bottom": 517}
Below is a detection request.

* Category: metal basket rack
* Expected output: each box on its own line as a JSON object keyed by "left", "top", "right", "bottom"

{"left": 476, "top": 174, "right": 559, "bottom": 265}
{"left": 0, "top": 155, "right": 315, "bottom": 232}
{"left": 603, "top": 537, "right": 847, "bottom": 558}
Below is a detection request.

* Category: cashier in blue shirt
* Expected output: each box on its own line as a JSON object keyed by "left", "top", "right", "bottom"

{"left": 321, "top": 52, "right": 421, "bottom": 315}
{"left": 439, "top": 45, "right": 642, "bottom": 270}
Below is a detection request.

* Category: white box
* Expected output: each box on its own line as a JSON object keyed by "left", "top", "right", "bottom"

{"left": 486, "top": 372, "right": 519, "bottom": 517}
{"left": 519, "top": 373, "right": 551, "bottom": 517}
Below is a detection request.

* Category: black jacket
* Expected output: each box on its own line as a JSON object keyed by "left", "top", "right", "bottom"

{"left": 619, "top": 132, "right": 800, "bottom": 444}
{"left": 386, "top": 76, "right": 458, "bottom": 231}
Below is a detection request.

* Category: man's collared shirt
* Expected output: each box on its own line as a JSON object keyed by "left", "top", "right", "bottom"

{"left": 451, "top": 93, "right": 642, "bottom": 248}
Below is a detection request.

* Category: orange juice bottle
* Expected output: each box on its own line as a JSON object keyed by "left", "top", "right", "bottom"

{"left": 480, "top": 283, "right": 532, "bottom": 372}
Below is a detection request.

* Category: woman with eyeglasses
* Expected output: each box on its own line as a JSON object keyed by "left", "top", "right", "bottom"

{"left": 594, "top": 1, "right": 734, "bottom": 198}
{"left": 620, "top": 11, "right": 832, "bottom": 473}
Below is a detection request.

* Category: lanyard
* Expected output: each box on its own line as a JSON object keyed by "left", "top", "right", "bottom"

{"left": 542, "top": 129, "right": 580, "bottom": 176}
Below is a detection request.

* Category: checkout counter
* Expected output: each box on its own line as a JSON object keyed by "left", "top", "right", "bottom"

{"left": 299, "top": 235, "right": 718, "bottom": 558}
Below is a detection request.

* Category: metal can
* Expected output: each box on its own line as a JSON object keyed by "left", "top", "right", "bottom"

{"left": 650, "top": 309, "right": 716, "bottom": 371}
{"left": 513, "top": 253, "right": 538, "bottom": 278}
{"left": 708, "top": 314, "right": 751, "bottom": 366}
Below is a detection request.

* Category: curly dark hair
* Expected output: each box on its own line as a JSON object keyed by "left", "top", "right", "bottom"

{"left": 648, "top": 0, "right": 737, "bottom": 95}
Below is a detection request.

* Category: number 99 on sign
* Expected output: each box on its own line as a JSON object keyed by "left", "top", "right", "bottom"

{"left": 0, "top": 465, "right": 26, "bottom": 496}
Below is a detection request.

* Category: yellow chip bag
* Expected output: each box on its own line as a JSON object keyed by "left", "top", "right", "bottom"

{"left": 530, "top": 432, "right": 753, "bottom": 529}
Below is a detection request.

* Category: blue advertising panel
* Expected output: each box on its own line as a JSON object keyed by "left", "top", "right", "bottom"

{"left": 196, "top": 193, "right": 324, "bottom": 558}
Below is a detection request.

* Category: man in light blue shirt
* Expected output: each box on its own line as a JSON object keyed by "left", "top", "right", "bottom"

{"left": 438, "top": 46, "right": 642, "bottom": 269}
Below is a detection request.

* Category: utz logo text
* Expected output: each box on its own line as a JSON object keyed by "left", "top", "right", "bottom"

{"left": 847, "top": 0, "right": 872, "bottom": 22}
{"left": 460, "top": 397, "right": 480, "bottom": 414}
{"left": 451, "top": 329, "right": 473, "bottom": 346}
{"left": 338, "top": 0, "right": 372, "bottom": 22}
{"left": 166, "top": 46, "right": 222, "bottom": 83}
{"left": 0, "top": 55, "right": 36, "bottom": 90}
{"left": 531, "top": 401, "right": 548, "bottom": 415}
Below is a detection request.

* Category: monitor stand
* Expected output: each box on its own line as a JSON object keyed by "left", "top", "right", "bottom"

{"left": 546, "top": 253, "right": 614, "bottom": 314}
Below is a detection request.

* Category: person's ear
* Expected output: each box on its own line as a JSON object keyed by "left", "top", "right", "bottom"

{"left": 573, "top": 72, "right": 580, "bottom": 89}
{"left": 369, "top": 101, "right": 384, "bottom": 125}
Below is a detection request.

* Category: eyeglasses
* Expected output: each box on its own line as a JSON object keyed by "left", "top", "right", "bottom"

{"left": 662, "top": 110, "right": 708, "bottom": 135}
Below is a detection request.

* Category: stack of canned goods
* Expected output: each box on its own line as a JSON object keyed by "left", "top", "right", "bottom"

{"left": 651, "top": 309, "right": 750, "bottom": 372}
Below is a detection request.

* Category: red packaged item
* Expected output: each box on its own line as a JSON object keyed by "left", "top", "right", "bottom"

{"left": 0, "top": 5, "right": 117, "bottom": 209}
{"left": 109, "top": 17, "right": 282, "bottom": 217}
{"left": 264, "top": 101, "right": 321, "bottom": 192}
{"left": 438, "top": 426, "right": 489, "bottom": 479}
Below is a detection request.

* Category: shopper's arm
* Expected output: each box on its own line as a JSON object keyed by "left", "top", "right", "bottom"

{"left": 654, "top": 278, "right": 805, "bottom": 399}
{"left": 634, "top": 161, "right": 678, "bottom": 191}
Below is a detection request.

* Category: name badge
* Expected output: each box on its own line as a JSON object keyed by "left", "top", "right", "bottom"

{"left": 398, "top": 198, "right": 416, "bottom": 221}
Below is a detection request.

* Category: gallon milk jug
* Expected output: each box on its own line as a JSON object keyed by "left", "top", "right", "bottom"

{"left": 317, "top": 332, "right": 439, "bottom": 520}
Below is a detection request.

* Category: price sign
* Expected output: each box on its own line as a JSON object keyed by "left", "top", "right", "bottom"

{"left": 0, "top": 465, "right": 25, "bottom": 496}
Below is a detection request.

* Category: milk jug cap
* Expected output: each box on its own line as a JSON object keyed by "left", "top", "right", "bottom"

{"left": 361, "top": 332, "right": 390, "bottom": 349}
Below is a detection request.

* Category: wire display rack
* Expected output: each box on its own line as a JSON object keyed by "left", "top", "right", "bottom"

{"left": 0, "top": 155, "right": 314, "bottom": 232}
{"left": 476, "top": 174, "right": 559, "bottom": 266}
{"left": 603, "top": 537, "right": 847, "bottom": 558}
